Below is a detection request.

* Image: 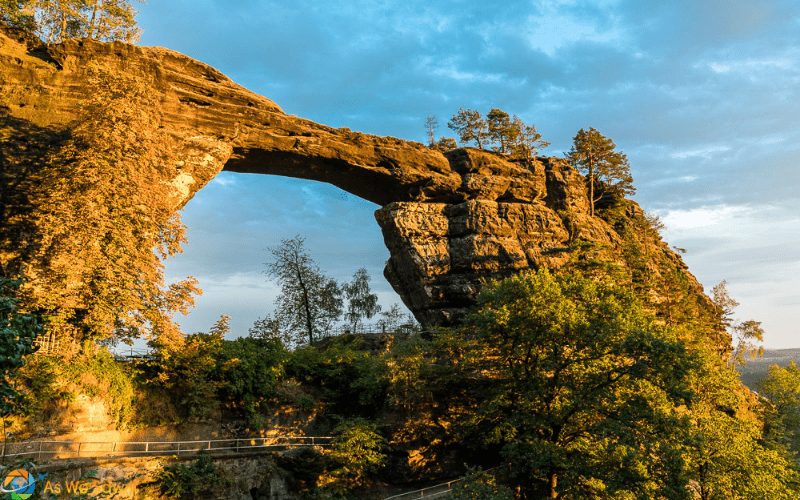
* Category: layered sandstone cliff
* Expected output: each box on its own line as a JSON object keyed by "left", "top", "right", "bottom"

{"left": 0, "top": 24, "right": 715, "bottom": 332}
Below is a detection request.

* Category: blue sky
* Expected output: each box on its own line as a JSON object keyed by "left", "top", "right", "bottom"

{"left": 136, "top": 0, "right": 800, "bottom": 348}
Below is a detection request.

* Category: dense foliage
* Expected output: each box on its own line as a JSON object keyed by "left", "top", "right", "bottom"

{"left": 326, "top": 417, "right": 388, "bottom": 492}
{"left": 23, "top": 62, "right": 199, "bottom": 343}
{"left": 154, "top": 454, "right": 230, "bottom": 500}
{"left": 760, "top": 362, "right": 800, "bottom": 465}
{"left": 149, "top": 316, "right": 227, "bottom": 421}
{"left": 211, "top": 335, "right": 287, "bottom": 423}
{"left": 461, "top": 269, "right": 699, "bottom": 498}
{"left": 0, "top": 0, "right": 141, "bottom": 43}
{"left": 451, "top": 467, "right": 514, "bottom": 500}
{"left": 286, "top": 335, "right": 388, "bottom": 416}
{"left": 0, "top": 278, "right": 41, "bottom": 416}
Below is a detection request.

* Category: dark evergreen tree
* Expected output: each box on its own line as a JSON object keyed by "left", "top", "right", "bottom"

{"left": 566, "top": 127, "right": 634, "bottom": 217}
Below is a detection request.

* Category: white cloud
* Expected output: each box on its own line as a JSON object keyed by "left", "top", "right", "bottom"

{"left": 658, "top": 203, "right": 800, "bottom": 239}
{"left": 659, "top": 205, "right": 742, "bottom": 230}
{"left": 670, "top": 144, "right": 731, "bottom": 160}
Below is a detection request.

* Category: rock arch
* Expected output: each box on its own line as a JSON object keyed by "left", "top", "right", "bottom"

{"left": 0, "top": 26, "right": 705, "bottom": 326}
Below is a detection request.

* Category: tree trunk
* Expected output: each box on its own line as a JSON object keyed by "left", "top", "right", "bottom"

{"left": 60, "top": 8, "right": 67, "bottom": 42}
{"left": 88, "top": 0, "right": 99, "bottom": 39}
{"left": 293, "top": 254, "right": 314, "bottom": 344}
{"left": 549, "top": 473, "right": 558, "bottom": 498}
{"left": 588, "top": 157, "right": 595, "bottom": 217}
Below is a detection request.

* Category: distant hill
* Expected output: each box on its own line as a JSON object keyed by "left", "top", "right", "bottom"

{"left": 737, "top": 348, "right": 800, "bottom": 391}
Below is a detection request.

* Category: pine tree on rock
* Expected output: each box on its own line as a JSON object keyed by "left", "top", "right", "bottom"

{"left": 566, "top": 127, "right": 634, "bottom": 217}
{"left": 424, "top": 115, "right": 438, "bottom": 148}
{"left": 487, "top": 108, "right": 516, "bottom": 154}
{"left": 447, "top": 107, "right": 489, "bottom": 149}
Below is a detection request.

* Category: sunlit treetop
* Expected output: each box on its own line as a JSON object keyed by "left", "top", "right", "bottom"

{"left": 0, "top": 0, "right": 142, "bottom": 43}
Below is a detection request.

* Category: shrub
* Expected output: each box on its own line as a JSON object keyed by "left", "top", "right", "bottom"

{"left": 66, "top": 350, "right": 137, "bottom": 427}
{"left": 211, "top": 336, "right": 287, "bottom": 419}
{"left": 149, "top": 319, "right": 226, "bottom": 421}
{"left": 154, "top": 454, "right": 230, "bottom": 499}
{"left": 451, "top": 467, "right": 513, "bottom": 500}
{"left": 286, "top": 336, "right": 388, "bottom": 416}
{"left": 277, "top": 446, "right": 326, "bottom": 492}
{"left": 326, "top": 417, "right": 387, "bottom": 492}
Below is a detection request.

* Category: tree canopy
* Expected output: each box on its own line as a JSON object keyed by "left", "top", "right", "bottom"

{"left": 265, "top": 236, "right": 343, "bottom": 345}
{"left": 446, "top": 107, "right": 549, "bottom": 158}
{"left": 342, "top": 268, "right": 380, "bottom": 332}
{"left": 462, "top": 269, "right": 697, "bottom": 498}
{"left": 448, "top": 107, "right": 490, "bottom": 150}
{"left": 0, "top": 0, "right": 142, "bottom": 43}
{"left": 456, "top": 268, "right": 797, "bottom": 499}
{"left": 711, "top": 280, "right": 764, "bottom": 367}
{"left": 566, "top": 127, "right": 634, "bottom": 217}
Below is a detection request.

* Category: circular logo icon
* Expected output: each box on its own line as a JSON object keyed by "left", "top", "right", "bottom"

{"left": 2, "top": 469, "right": 36, "bottom": 500}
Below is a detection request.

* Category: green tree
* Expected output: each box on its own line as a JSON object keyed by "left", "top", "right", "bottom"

{"left": 149, "top": 316, "right": 227, "bottom": 421}
{"left": 327, "top": 417, "right": 388, "bottom": 491}
{"left": 711, "top": 280, "right": 738, "bottom": 330}
{"left": 510, "top": 114, "right": 549, "bottom": 159}
{"left": 486, "top": 108, "right": 549, "bottom": 158}
{"left": 265, "top": 236, "right": 343, "bottom": 345}
{"left": 0, "top": 278, "right": 41, "bottom": 417}
{"left": 730, "top": 319, "right": 765, "bottom": 367}
{"left": 450, "top": 107, "right": 548, "bottom": 158}
{"left": 0, "top": 0, "right": 36, "bottom": 30}
{"left": 760, "top": 362, "right": 800, "bottom": 459}
{"left": 683, "top": 348, "right": 798, "bottom": 500}
{"left": 566, "top": 127, "right": 634, "bottom": 217}
{"left": 711, "top": 281, "right": 764, "bottom": 367}
{"left": 212, "top": 335, "right": 287, "bottom": 421}
{"left": 451, "top": 467, "right": 513, "bottom": 500}
{"left": 24, "top": 62, "right": 199, "bottom": 343}
{"left": 343, "top": 268, "right": 380, "bottom": 332}
{"left": 435, "top": 136, "right": 458, "bottom": 151}
{"left": 248, "top": 315, "right": 284, "bottom": 344}
{"left": 448, "top": 107, "right": 489, "bottom": 149}
{"left": 486, "top": 108, "right": 516, "bottom": 154}
{"left": 462, "top": 269, "right": 697, "bottom": 499}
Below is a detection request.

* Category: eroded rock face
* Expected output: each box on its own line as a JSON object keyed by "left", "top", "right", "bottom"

{"left": 0, "top": 25, "right": 711, "bottom": 328}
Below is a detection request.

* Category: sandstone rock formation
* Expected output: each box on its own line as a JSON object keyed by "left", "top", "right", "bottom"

{"left": 0, "top": 24, "right": 715, "bottom": 330}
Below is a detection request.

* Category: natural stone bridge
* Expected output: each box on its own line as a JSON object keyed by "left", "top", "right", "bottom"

{"left": 0, "top": 25, "right": 699, "bottom": 326}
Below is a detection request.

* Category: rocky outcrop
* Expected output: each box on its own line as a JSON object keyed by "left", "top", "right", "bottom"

{"left": 0, "top": 25, "right": 714, "bottom": 329}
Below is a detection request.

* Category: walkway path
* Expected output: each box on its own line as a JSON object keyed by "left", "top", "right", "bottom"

{"left": 0, "top": 436, "right": 331, "bottom": 462}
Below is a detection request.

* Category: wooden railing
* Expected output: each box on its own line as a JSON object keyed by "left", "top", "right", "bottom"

{"left": 0, "top": 436, "right": 331, "bottom": 463}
